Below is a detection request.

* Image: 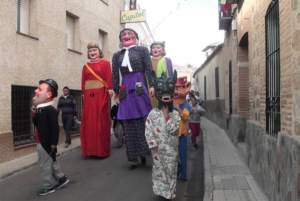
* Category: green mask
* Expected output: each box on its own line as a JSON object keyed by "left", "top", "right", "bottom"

{"left": 152, "top": 70, "right": 177, "bottom": 112}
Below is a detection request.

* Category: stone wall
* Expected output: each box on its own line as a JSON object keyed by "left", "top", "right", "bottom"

{"left": 227, "top": 114, "right": 248, "bottom": 144}
{"left": 201, "top": 99, "right": 226, "bottom": 129}
{"left": 246, "top": 120, "right": 300, "bottom": 201}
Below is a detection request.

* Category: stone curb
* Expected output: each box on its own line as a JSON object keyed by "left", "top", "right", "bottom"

{"left": 203, "top": 128, "right": 213, "bottom": 201}
{"left": 0, "top": 140, "right": 81, "bottom": 181}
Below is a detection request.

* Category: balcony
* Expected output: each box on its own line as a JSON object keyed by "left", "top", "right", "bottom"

{"left": 218, "top": 1, "right": 232, "bottom": 30}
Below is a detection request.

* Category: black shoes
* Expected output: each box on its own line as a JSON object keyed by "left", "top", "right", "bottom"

{"left": 141, "top": 157, "right": 146, "bottom": 165}
{"left": 129, "top": 164, "right": 138, "bottom": 170}
{"left": 194, "top": 144, "right": 199, "bottom": 149}
{"left": 54, "top": 176, "right": 69, "bottom": 190}
{"left": 37, "top": 188, "right": 55, "bottom": 196}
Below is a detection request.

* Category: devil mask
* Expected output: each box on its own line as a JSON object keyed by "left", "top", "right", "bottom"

{"left": 152, "top": 70, "right": 177, "bottom": 112}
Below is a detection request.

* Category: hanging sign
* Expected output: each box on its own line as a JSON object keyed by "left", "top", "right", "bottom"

{"left": 120, "top": 10, "right": 146, "bottom": 23}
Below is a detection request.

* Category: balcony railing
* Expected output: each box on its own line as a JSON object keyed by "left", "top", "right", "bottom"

{"left": 226, "top": 0, "right": 238, "bottom": 4}
{"left": 218, "top": 0, "right": 232, "bottom": 30}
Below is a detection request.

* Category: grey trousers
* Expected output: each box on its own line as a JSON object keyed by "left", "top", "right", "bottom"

{"left": 37, "top": 144, "right": 64, "bottom": 189}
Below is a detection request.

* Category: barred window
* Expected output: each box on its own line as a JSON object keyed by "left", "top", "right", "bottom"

{"left": 204, "top": 76, "right": 207, "bottom": 100}
{"left": 265, "top": 0, "right": 280, "bottom": 138}
{"left": 215, "top": 67, "right": 219, "bottom": 98}
{"left": 11, "top": 85, "right": 36, "bottom": 146}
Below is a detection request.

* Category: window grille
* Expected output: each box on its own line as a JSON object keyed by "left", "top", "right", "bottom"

{"left": 204, "top": 76, "right": 207, "bottom": 100}
{"left": 229, "top": 61, "right": 233, "bottom": 114}
{"left": 265, "top": 0, "right": 280, "bottom": 137}
{"left": 11, "top": 85, "right": 36, "bottom": 146}
{"left": 16, "top": 0, "right": 30, "bottom": 34}
{"left": 66, "top": 15, "right": 74, "bottom": 49}
{"left": 69, "top": 90, "right": 82, "bottom": 134}
{"left": 215, "top": 67, "right": 219, "bottom": 98}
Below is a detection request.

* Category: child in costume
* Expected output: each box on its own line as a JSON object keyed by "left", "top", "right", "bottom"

{"left": 188, "top": 93, "right": 206, "bottom": 149}
{"left": 145, "top": 70, "right": 180, "bottom": 200}
{"left": 173, "top": 76, "right": 192, "bottom": 181}
{"left": 150, "top": 41, "right": 174, "bottom": 108}
{"left": 112, "top": 28, "right": 154, "bottom": 170}
{"left": 32, "top": 79, "right": 69, "bottom": 196}
{"left": 80, "top": 43, "right": 113, "bottom": 159}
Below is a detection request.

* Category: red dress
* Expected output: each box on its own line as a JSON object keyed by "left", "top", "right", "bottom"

{"left": 80, "top": 59, "right": 112, "bottom": 157}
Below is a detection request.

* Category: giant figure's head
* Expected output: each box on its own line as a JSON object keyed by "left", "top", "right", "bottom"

{"left": 152, "top": 70, "right": 177, "bottom": 112}
{"left": 150, "top": 41, "right": 166, "bottom": 60}
{"left": 87, "top": 43, "right": 103, "bottom": 60}
{"left": 174, "top": 76, "right": 191, "bottom": 104}
{"left": 33, "top": 79, "right": 58, "bottom": 106}
{"left": 119, "top": 28, "right": 139, "bottom": 48}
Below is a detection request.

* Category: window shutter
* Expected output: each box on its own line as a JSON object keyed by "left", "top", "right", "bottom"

{"left": 66, "top": 16, "right": 74, "bottom": 49}
{"left": 99, "top": 31, "right": 103, "bottom": 50}
{"left": 20, "top": 0, "right": 30, "bottom": 34}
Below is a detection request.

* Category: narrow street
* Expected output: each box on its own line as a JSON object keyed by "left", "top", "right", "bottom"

{"left": 0, "top": 134, "right": 204, "bottom": 201}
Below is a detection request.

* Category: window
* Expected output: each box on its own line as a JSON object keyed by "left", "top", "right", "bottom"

{"left": 66, "top": 15, "right": 74, "bottom": 49}
{"left": 99, "top": 31, "right": 103, "bottom": 50}
{"left": 215, "top": 67, "right": 219, "bottom": 98}
{"left": 265, "top": 0, "right": 280, "bottom": 137}
{"left": 16, "top": 0, "right": 30, "bottom": 34}
{"left": 66, "top": 12, "right": 81, "bottom": 53}
{"left": 11, "top": 85, "right": 36, "bottom": 146}
{"left": 204, "top": 76, "right": 207, "bottom": 100}
{"left": 15, "top": 0, "right": 38, "bottom": 38}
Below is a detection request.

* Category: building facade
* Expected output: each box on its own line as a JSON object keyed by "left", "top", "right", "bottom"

{"left": 0, "top": 0, "right": 125, "bottom": 163}
{"left": 194, "top": 0, "right": 300, "bottom": 200}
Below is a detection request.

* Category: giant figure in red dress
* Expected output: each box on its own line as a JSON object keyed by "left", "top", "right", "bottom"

{"left": 80, "top": 43, "right": 113, "bottom": 159}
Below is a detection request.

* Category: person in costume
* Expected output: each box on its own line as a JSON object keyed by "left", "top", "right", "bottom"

{"left": 173, "top": 76, "right": 192, "bottom": 181}
{"left": 145, "top": 70, "right": 180, "bottom": 200}
{"left": 32, "top": 79, "right": 69, "bottom": 196}
{"left": 80, "top": 43, "right": 113, "bottom": 159}
{"left": 150, "top": 41, "right": 174, "bottom": 108}
{"left": 112, "top": 28, "right": 154, "bottom": 170}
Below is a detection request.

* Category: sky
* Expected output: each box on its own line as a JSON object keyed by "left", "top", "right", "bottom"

{"left": 137, "top": 0, "right": 224, "bottom": 67}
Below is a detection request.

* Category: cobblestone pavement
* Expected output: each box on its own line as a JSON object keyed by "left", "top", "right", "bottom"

{"left": 201, "top": 117, "right": 269, "bottom": 201}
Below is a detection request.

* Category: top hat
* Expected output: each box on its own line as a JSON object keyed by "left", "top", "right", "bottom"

{"left": 175, "top": 76, "right": 188, "bottom": 87}
{"left": 39, "top": 79, "right": 58, "bottom": 97}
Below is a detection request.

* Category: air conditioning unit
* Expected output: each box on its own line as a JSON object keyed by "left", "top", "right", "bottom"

{"left": 232, "top": 19, "right": 237, "bottom": 30}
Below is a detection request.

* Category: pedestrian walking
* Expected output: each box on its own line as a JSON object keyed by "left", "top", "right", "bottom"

{"left": 111, "top": 99, "right": 124, "bottom": 148}
{"left": 188, "top": 94, "right": 206, "bottom": 149}
{"left": 174, "top": 77, "right": 192, "bottom": 182}
{"left": 145, "top": 70, "right": 180, "bottom": 200}
{"left": 112, "top": 28, "right": 153, "bottom": 170}
{"left": 80, "top": 43, "right": 113, "bottom": 159}
{"left": 57, "top": 86, "right": 78, "bottom": 148}
{"left": 32, "top": 79, "right": 69, "bottom": 196}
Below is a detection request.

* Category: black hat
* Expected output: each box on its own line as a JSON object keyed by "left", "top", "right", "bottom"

{"left": 119, "top": 28, "right": 139, "bottom": 41}
{"left": 39, "top": 79, "right": 58, "bottom": 97}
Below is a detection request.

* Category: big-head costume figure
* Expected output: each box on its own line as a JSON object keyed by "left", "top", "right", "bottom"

{"left": 145, "top": 70, "right": 181, "bottom": 200}
{"left": 32, "top": 79, "right": 69, "bottom": 196}
{"left": 112, "top": 28, "right": 154, "bottom": 170}
{"left": 80, "top": 43, "right": 113, "bottom": 159}
{"left": 173, "top": 76, "right": 192, "bottom": 181}
{"left": 150, "top": 41, "right": 174, "bottom": 108}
